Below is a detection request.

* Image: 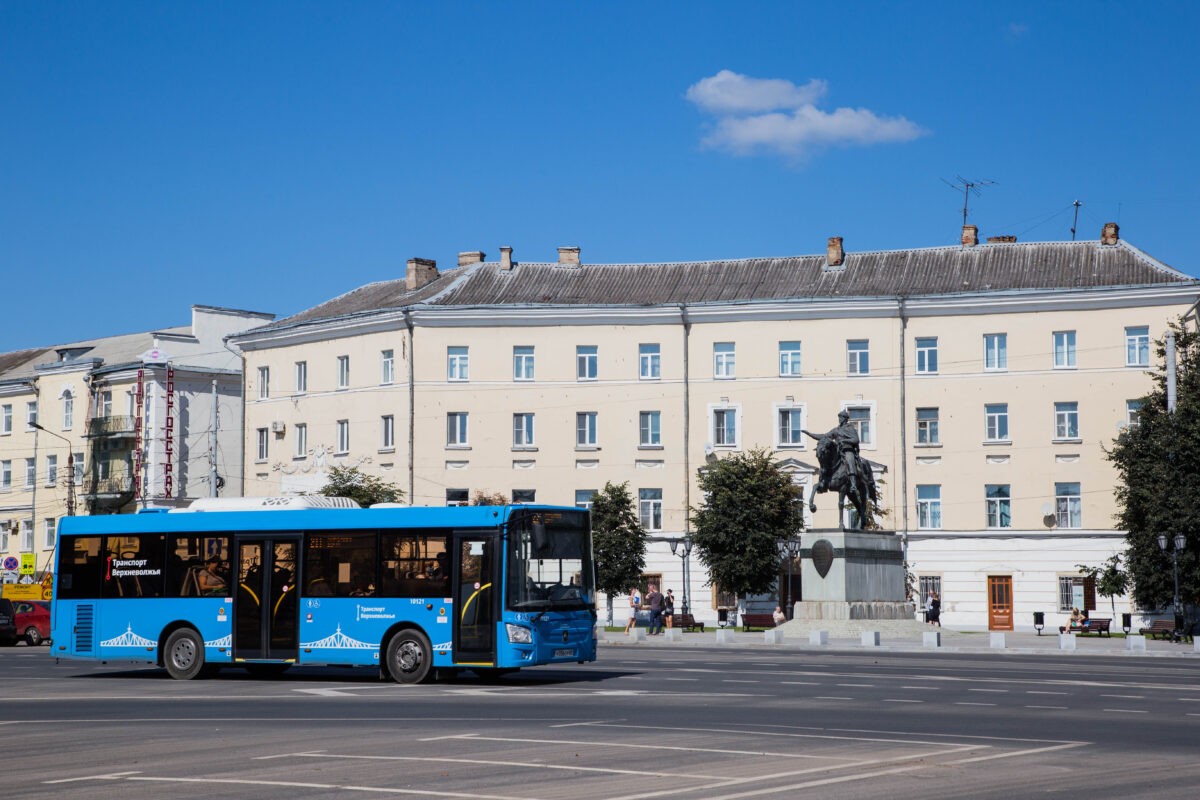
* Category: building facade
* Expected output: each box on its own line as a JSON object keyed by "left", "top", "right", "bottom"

{"left": 230, "top": 226, "right": 1200, "bottom": 629}
{"left": 0, "top": 305, "right": 274, "bottom": 579}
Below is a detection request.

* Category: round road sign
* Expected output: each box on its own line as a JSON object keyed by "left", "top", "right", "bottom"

{"left": 2, "top": 556, "right": 17, "bottom": 571}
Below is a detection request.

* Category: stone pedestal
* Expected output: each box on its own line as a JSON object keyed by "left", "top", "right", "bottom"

{"left": 796, "top": 529, "right": 915, "bottom": 622}
{"left": 989, "top": 632, "right": 1006, "bottom": 649}
{"left": 764, "top": 628, "right": 785, "bottom": 645}
{"left": 923, "top": 631, "right": 941, "bottom": 648}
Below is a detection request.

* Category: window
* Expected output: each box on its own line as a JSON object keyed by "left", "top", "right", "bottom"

{"left": 1055, "top": 401, "right": 1079, "bottom": 439}
{"left": 447, "top": 412, "right": 468, "bottom": 446}
{"left": 381, "top": 415, "right": 395, "bottom": 450}
{"left": 99, "top": 391, "right": 112, "bottom": 417}
{"left": 986, "top": 484, "right": 1011, "bottom": 528}
{"left": 1, "top": 460, "right": 10, "bottom": 489}
{"left": 336, "top": 419, "right": 350, "bottom": 454}
{"left": 73, "top": 453, "right": 83, "bottom": 484}
{"left": 846, "top": 405, "right": 873, "bottom": 446}
{"left": 295, "top": 361, "right": 308, "bottom": 393}
{"left": 918, "top": 576, "right": 942, "bottom": 613}
{"left": 46, "top": 454, "right": 57, "bottom": 486}
{"left": 712, "top": 406, "right": 738, "bottom": 447}
{"left": 1053, "top": 331, "right": 1076, "bottom": 368}
{"left": 20, "top": 520, "right": 33, "bottom": 552}
{"left": 777, "top": 407, "right": 805, "bottom": 447}
{"left": 513, "top": 412, "right": 535, "bottom": 447}
{"left": 779, "top": 341, "right": 802, "bottom": 376}
{"left": 63, "top": 393, "right": 74, "bottom": 429}
{"left": 25, "top": 458, "right": 36, "bottom": 487}
{"left": 256, "top": 428, "right": 269, "bottom": 461}
{"left": 26, "top": 401, "right": 38, "bottom": 429}
{"left": 1058, "top": 575, "right": 1093, "bottom": 612}
{"left": 639, "top": 488, "right": 663, "bottom": 531}
{"left": 847, "top": 340, "right": 869, "bottom": 375}
{"left": 1, "top": 404, "right": 10, "bottom": 434}
{"left": 336, "top": 355, "right": 350, "bottom": 389}
{"left": 984, "top": 333, "right": 1008, "bottom": 370}
{"left": 575, "top": 489, "right": 596, "bottom": 509}
{"left": 1126, "top": 399, "right": 1143, "bottom": 428}
{"left": 985, "top": 403, "right": 1009, "bottom": 441}
{"left": 446, "top": 489, "right": 469, "bottom": 507}
{"left": 577, "top": 345, "right": 597, "bottom": 380}
{"left": 916, "top": 485, "right": 942, "bottom": 529}
{"left": 639, "top": 343, "right": 661, "bottom": 380}
{"left": 1125, "top": 326, "right": 1150, "bottom": 367}
{"left": 306, "top": 532, "right": 379, "bottom": 598}
{"left": 512, "top": 489, "right": 536, "bottom": 504}
{"left": 639, "top": 411, "right": 661, "bottom": 447}
{"left": 1055, "top": 482, "right": 1081, "bottom": 528}
{"left": 513, "top": 346, "right": 535, "bottom": 381}
{"left": 447, "top": 346, "right": 469, "bottom": 381}
{"left": 381, "top": 349, "right": 395, "bottom": 384}
{"left": 714, "top": 342, "right": 736, "bottom": 379}
{"left": 43, "top": 518, "right": 56, "bottom": 550}
{"left": 295, "top": 423, "right": 308, "bottom": 458}
{"left": 257, "top": 366, "right": 270, "bottom": 399}
{"left": 576, "top": 412, "right": 597, "bottom": 447}
{"left": 915, "top": 337, "right": 938, "bottom": 374}
{"left": 916, "top": 407, "right": 939, "bottom": 445}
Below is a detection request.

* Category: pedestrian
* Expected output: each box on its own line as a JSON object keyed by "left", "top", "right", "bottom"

{"left": 646, "top": 583, "right": 664, "bottom": 635}
{"left": 927, "top": 591, "right": 941, "bottom": 627}
{"left": 663, "top": 589, "right": 675, "bottom": 629}
{"left": 773, "top": 605, "right": 786, "bottom": 626}
{"left": 624, "top": 586, "right": 641, "bottom": 634}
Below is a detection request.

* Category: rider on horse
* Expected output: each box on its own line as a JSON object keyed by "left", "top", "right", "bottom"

{"left": 825, "top": 410, "right": 860, "bottom": 497}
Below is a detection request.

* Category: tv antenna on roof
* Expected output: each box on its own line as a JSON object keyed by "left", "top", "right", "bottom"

{"left": 941, "top": 176, "right": 997, "bottom": 227}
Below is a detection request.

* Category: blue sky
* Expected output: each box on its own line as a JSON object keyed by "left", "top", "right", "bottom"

{"left": 2, "top": 2, "right": 1198, "bottom": 352}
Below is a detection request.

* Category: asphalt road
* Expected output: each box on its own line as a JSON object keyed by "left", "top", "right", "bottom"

{"left": 3, "top": 642, "right": 1199, "bottom": 799}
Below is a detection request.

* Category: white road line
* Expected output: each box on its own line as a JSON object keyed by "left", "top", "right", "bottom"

{"left": 1026, "top": 690, "right": 1068, "bottom": 695}
{"left": 1025, "top": 705, "right": 1068, "bottom": 710}
{"left": 1101, "top": 694, "right": 1144, "bottom": 699}
{"left": 1179, "top": 698, "right": 1200, "bottom": 703}
{"left": 581, "top": 721, "right": 1002, "bottom": 748}
{"left": 44, "top": 771, "right": 142, "bottom": 784}
{"left": 123, "top": 775, "right": 533, "bottom": 798}
{"left": 900, "top": 686, "right": 937, "bottom": 691}
{"left": 1103, "top": 709, "right": 1148, "bottom": 714}
{"left": 447, "top": 734, "right": 850, "bottom": 761}
{"left": 275, "top": 751, "right": 726, "bottom": 780}
{"left": 882, "top": 699, "right": 922, "bottom": 703}
{"left": 954, "top": 702, "right": 996, "bottom": 707}
{"left": 836, "top": 683, "right": 873, "bottom": 688}
{"left": 663, "top": 677, "right": 699, "bottom": 681}
{"left": 722, "top": 679, "right": 758, "bottom": 683}
{"left": 949, "top": 741, "right": 1088, "bottom": 765}
{"left": 813, "top": 696, "right": 852, "bottom": 701}
{"left": 781, "top": 681, "right": 819, "bottom": 685}
{"left": 968, "top": 688, "right": 1007, "bottom": 693}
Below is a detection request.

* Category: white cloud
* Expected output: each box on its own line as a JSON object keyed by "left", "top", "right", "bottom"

{"left": 686, "top": 70, "right": 927, "bottom": 160}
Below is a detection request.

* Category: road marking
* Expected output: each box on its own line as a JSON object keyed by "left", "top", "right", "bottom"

{"left": 949, "top": 741, "right": 1087, "bottom": 765}
{"left": 1101, "top": 694, "right": 1144, "bottom": 699}
{"left": 295, "top": 688, "right": 360, "bottom": 697}
{"left": 954, "top": 702, "right": 996, "bottom": 707}
{"left": 277, "top": 751, "right": 727, "bottom": 779}
{"left": 1103, "top": 709, "right": 1148, "bottom": 714}
{"left": 882, "top": 699, "right": 922, "bottom": 703}
{"left": 663, "top": 677, "right": 699, "bottom": 681}
{"left": 722, "top": 679, "right": 758, "bottom": 684}
{"left": 1025, "top": 705, "right": 1068, "bottom": 710}
{"left": 120, "top": 775, "right": 530, "bottom": 798}
{"left": 782, "top": 681, "right": 819, "bottom": 685}
{"left": 968, "top": 688, "right": 1007, "bottom": 693}
{"left": 1026, "top": 690, "right": 1068, "bottom": 695}
{"left": 900, "top": 686, "right": 937, "bottom": 690}
{"left": 44, "top": 771, "right": 141, "bottom": 784}
{"left": 837, "top": 683, "right": 873, "bottom": 688}
{"left": 444, "top": 734, "right": 847, "bottom": 760}
{"left": 813, "top": 696, "right": 852, "bottom": 701}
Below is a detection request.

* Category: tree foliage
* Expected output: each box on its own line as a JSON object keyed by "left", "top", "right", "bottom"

{"left": 317, "top": 465, "right": 404, "bottom": 507}
{"left": 471, "top": 490, "right": 508, "bottom": 506}
{"left": 690, "top": 448, "right": 805, "bottom": 601}
{"left": 590, "top": 482, "right": 647, "bottom": 624}
{"left": 1076, "top": 554, "right": 1130, "bottom": 616}
{"left": 1107, "top": 319, "right": 1199, "bottom": 610}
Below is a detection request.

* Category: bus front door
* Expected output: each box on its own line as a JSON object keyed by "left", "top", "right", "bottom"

{"left": 452, "top": 533, "right": 496, "bottom": 666}
{"left": 234, "top": 537, "right": 300, "bottom": 662}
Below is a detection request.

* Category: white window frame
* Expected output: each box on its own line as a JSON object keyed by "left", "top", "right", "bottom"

{"left": 1055, "top": 482, "right": 1082, "bottom": 528}
{"left": 45, "top": 454, "right": 57, "bottom": 486}
{"left": 20, "top": 520, "right": 33, "bottom": 552}
{"left": 43, "top": 517, "right": 56, "bottom": 551}
{"left": 381, "top": 349, "right": 395, "bottom": 385}
{"left": 1126, "top": 399, "right": 1142, "bottom": 428}
{"left": 24, "top": 457, "right": 36, "bottom": 487}
{"left": 1054, "top": 401, "right": 1079, "bottom": 439}
{"left": 1, "top": 460, "right": 10, "bottom": 490}
{"left": 986, "top": 484, "right": 1011, "bottom": 529}
{"left": 73, "top": 453, "right": 83, "bottom": 485}
{"left": 295, "top": 360, "right": 308, "bottom": 393}
{"left": 26, "top": 401, "right": 38, "bottom": 430}
{"left": 916, "top": 407, "right": 939, "bottom": 445}
{"left": 639, "top": 411, "right": 661, "bottom": 447}
{"left": 842, "top": 403, "right": 876, "bottom": 448}
{"left": 984, "top": 333, "right": 1008, "bottom": 371}
{"left": 916, "top": 485, "right": 942, "bottom": 529}
{"left": 336, "top": 419, "right": 350, "bottom": 454}
{"left": 294, "top": 423, "right": 308, "bottom": 458}
{"left": 574, "top": 490, "right": 596, "bottom": 509}
{"left": 257, "top": 366, "right": 270, "bottom": 399}
{"left": 774, "top": 403, "right": 806, "bottom": 448}
{"left": 1125, "top": 326, "right": 1150, "bottom": 367}
{"left": 576, "top": 345, "right": 598, "bottom": 381}
{"left": 710, "top": 404, "right": 740, "bottom": 449}
{"left": 63, "top": 392, "right": 74, "bottom": 429}
{"left": 847, "top": 340, "right": 869, "bottom": 375}
{"left": 337, "top": 355, "right": 350, "bottom": 389}
{"left": 1053, "top": 330, "right": 1077, "bottom": 369}
{"left": 513, "top": 346, "right": 535, "bottom": 381}
{"left": 0, "top": 404, "right": 10, "bottom": 435}
{"left": 713, "top": 342, "right": 736, "bottom": 379}
{"left": 512, "top": 412, "right": 535, "bottom": 448}
{"left": 447, "top": 412, "right": 469, "bottom": 447}
{"left": 445, "top": 489, "right": 469, "bottom": 507}
{"left": 639, "top": 343, "right": 661, "bottom": 380}
{"left": 447, "top": 346, "right": 469, "bottom": 381}
{"left": 915, "top": 337, "right": 938, "bottom": 374}
{"left": 639, "top": 488, "right": 663, "bottom": 531}
{"left": 255, "top": 428, "right": 269, "bottom": 462}
{"left": 99, "top": 391, "right": 112, "bottom": 417}
{"left": 381, "top": 414, "right": 395, "bottom": 450}
{"left": 576, "top": 411, "right": 598, "bottom": 447}
{"left": 779, "top": 341, "right": 801, "bottom": 376}
{"left": 984, "top": 403, "right": 1009, "bottom": 442}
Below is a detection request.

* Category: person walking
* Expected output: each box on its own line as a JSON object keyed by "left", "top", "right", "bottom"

{"left": 624, "top": 587, "right": 641, "bottom": 634}
{"left": 927, "top": 591, "right": 942, "bottom": 627}
{"left": 646, "top": 584, "right": 665, "bottom": 635}
{"left": 663, "top": 589, "right": 675, "bottom": 629}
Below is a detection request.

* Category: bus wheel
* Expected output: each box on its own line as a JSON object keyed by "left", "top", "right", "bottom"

{"left": 163, "top": 628, "right": 206, "bottom": 680}
{"left": 386, "top": 630, "right": 431, "bottom": 684}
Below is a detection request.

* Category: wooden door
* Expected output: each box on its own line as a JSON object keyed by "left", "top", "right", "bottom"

{"left": 988, "top": 575, "right": 1013, "bottom": 631}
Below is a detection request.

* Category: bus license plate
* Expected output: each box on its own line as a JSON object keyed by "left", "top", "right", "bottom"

{"left": 554, "top": 648, "right": 574, "bottom": 657}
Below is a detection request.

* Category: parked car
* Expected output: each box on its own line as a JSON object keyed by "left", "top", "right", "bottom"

{"left": 13, "top": 599, "right": 50, "bottom": 645}
{"left": 0, "top": 599, "right": 17, "bottom": 646}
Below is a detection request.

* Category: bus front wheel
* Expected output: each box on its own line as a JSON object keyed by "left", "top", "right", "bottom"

{"left": 386, "top": 630, "right": 431, "bottom": 684}
{"left": 163, "top": 628, "right": 206, "bottom": 680}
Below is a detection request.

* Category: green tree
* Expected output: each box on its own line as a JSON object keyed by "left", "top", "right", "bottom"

{"left": 1107, "top": 319, "right": 1199, "bottom": 611}
{"left": 590, "top": 482, "right": 646, "bottom": 626}
{"left": 316, "top": 465, "right": 404, "bottom": 507}
{"left": 1076, "top": 554, "right": 1130, "bottom": 616}
{"left": 690, "top": 448, "right": 805, "bottom": 605}
{"left": 471, "top": 490, "right": 507, "bottom": 506}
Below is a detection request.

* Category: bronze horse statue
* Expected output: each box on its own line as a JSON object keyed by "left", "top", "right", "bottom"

{"left": 802, "top": 431, "right": 878, "bottom": 530}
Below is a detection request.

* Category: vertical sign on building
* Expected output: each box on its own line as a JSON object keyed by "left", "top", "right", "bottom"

{"left": 164, "top": 366, "right": 175, "bottom": 498}
{"left": 133, "top": 369, "right": 145, "bottom": 502}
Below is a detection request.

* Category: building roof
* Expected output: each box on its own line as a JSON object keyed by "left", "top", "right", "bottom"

{"left": 261, "top": 238, "right": 1195, "bottom": 334}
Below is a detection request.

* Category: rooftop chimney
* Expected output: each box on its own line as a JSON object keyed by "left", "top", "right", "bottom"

{"left": 405, "top": 257, "right": 438, "bottom": 291}
{"left": 1101, "top": 222, "right": 1120, "bottom": 245}
{"left": 458, "top": 251, "right": 486, "bottom": 267}
{"left": 826, "top": 236, "right": 844, "bottom": 267}
{"left": 986, "top": 235, "right": 1017, "bottom": 243}
{"left": 961, "top": 225, "right": 979, "bottom": 247}
{"left": 500, "top": 246, "right": 514, "bottom": 271}
{"left": 557, "top": 246, "right": 581, "bottom": 268}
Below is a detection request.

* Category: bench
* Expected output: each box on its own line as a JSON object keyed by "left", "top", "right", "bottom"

{"left": 673, "top": 613, "right": 705, "bottom": 632}
{"left": 740, "top": 613, "right": 778, "bottom": 632}
{"left": 1139, "top": 619, "right": 1181, "bottom": 640}
{"left": 1075, "top": 617, "right": 1112, "bottom": 637}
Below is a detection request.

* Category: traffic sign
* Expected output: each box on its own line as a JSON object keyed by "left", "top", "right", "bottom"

{"left": 19, "top": 553, "right": 35, "bottom": 575}
{"left": 1, "top": 556, "right": 16, "bottom": 571}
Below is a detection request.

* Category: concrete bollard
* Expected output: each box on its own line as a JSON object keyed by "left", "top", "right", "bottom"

{"left": 923, "top": 631, "right": 941, "bottom": 648}
{"left": 764, "top": 628, "right": 785, "bottom": 645}
{"left": 628, "top": 628, "right": 644, "bottom": 642}
{"left": 663, "top": 628, "right": 683, "bottom": 642}
{"left": 809, "top": 630, "right": 829, "bottom": 646}
{"left": 861, "top": 631, "right": 881, "bottom": 647}
{"left": 1058, "top": 632, "right": 1076, "bottom": 651}
{"left": 989, "top": 632, "right": 1006, "bottom": 649}
{"left": 1194, "top": 637, "right": 1200, "bottom": 654}
{"left": 1126, "top": 634, "right": 1147, "bottom": 652}
{"left": 714, "top": 629, "right": 736, "bottom": 645}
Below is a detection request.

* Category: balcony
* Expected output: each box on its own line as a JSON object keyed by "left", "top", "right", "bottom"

{"left": 82, "top": 474, "right": 134, "bottom": 498}
{"left": 86, "top": 415, "right": 137, "bottom": 438}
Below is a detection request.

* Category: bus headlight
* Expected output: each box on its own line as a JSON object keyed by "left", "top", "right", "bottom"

{"left": 506, "top": 623, "right": 533, "bottom": 644}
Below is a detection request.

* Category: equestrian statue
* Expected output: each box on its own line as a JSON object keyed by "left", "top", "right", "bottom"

{"left": 802, "top": 410, "right": 878, "bottom": 531}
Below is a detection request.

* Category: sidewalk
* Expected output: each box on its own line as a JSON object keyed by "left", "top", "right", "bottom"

{"left": 598, "top": 625, "right": 1200, "bottom": 657}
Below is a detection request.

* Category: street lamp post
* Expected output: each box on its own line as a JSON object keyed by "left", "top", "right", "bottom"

{"left": 669, "top": 537, "right": 693, "bottom": 615}
{"left": 1157, "top": 533, "right": 1187, "bottom": 636}
{"left": 778, "top": 538, "right": 802, "bottom": 620}
{"left": 31, "top": 423, "right": 75, "bottom": 516}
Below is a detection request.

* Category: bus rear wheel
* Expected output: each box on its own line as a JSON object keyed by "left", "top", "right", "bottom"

{"left": 163, "top": 628, "right": 207, "bottom": 680}
{"left": 386, "top": 630, "right": 431, "bottom": 684}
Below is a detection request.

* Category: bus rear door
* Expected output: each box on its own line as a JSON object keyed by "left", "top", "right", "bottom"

{"left": 234, "top": 536, "right": 300, "bottom": 661}
{"left": 452, "top": 532, "right": 496, "bottom": 666}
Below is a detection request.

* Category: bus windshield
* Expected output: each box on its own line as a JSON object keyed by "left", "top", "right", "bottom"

{"left": 506, "top": 508, "right": 593, "bottom": 612}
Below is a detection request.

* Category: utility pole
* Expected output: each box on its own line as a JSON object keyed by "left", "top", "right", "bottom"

{"left": 210, "top": 379, "right": 219, "bottom": 497}
{"left": 1070, "top": 200, "right": 1082, "bottom": 241}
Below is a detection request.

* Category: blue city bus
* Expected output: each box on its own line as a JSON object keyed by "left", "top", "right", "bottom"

{"left": 49, "top": 499, "right": 597, "bottom": 681}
